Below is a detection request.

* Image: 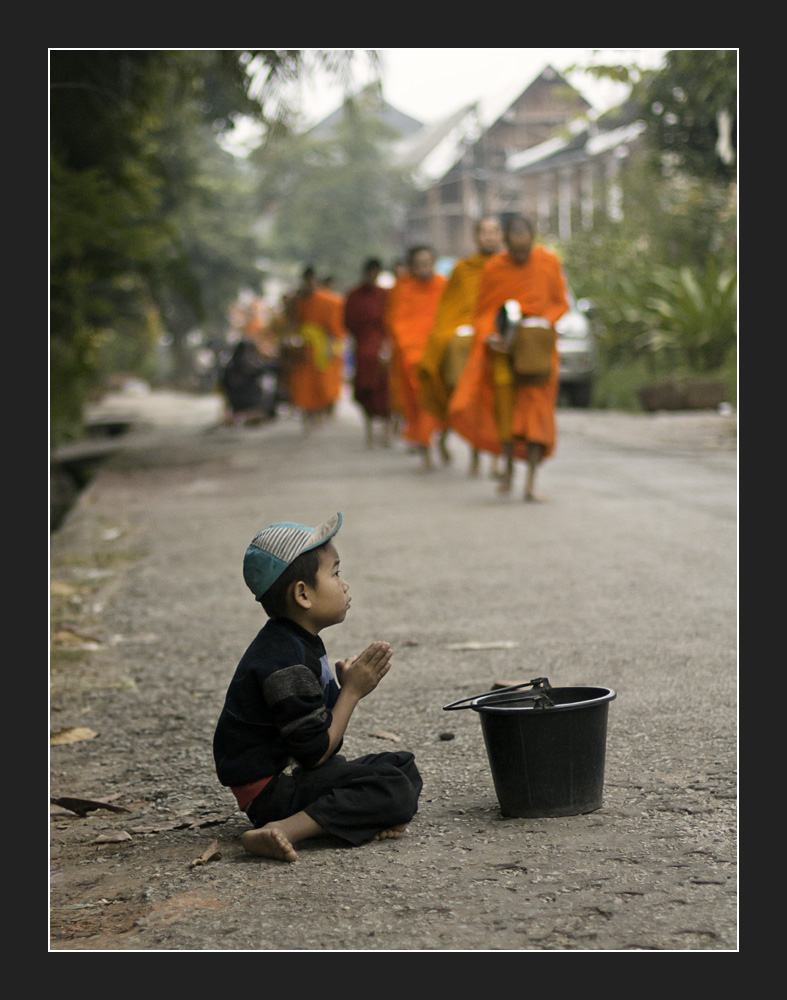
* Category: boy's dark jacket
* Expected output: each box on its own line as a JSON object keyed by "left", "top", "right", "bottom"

{"left": 213, "top": 617, "right": 341, "bottom": 787}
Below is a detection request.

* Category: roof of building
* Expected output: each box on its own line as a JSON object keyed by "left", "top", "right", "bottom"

{"left": 393, "top": 65, "right": 592, "bottom": 189}
{"left": 309, "top": 93, "right": 424, "bottom": 140}
{"left": 393, "top": 102, "right": 481, "bottom": 185}
{"left": 507, "top": 119, "right": 647, "bottom": 175}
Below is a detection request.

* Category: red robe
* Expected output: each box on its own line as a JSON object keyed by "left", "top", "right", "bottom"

{"left": 448, "top": 245, "right": 569, "bottom": 459}
{"left": 343, "top": 284, "right": 391, "bottom": 418}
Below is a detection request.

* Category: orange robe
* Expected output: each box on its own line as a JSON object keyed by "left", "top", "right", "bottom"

{"left": 385, "top": 272, "right": 447, "bottom": 446}
{"left": 448, "top": 245, "right": 569, "bottom": 459}
{"left": 417, "top": 252, "right": 491, "bottom": 422}
{"left": 290, "top": 289, "right": 346, "bottom": 412}
{"left": 320, "top": 288, "right": 347, "bottom": 404}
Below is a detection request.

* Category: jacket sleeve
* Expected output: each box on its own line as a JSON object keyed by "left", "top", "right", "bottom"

{"left": 262, "top": 663, "right": 331, "bottom": 767}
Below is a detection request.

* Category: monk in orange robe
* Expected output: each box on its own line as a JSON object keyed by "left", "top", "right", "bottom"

{"left": 448, "top": 216, "right": 569, "bottom": 501}
{"left": 317, "top": 276, "right": 347, "bottom": 412}
{"left": 385, "top": 246, "right": 447, "bottom": 470}
{"left": 289, "top": 268, "right": 346, "bottom": 430}
{"left": 417, "top": 217, "right": 503, "bottom": 474}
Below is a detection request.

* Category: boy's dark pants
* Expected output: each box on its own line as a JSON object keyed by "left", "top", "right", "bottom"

{"left": 246, "top": 751, "right": 422, "bottom": 846}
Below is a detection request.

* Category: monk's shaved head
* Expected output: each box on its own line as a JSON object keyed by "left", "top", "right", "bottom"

{"left": 503, "top": 216, "right": 534, "bottom": 241}
{"left": 474, "top": 217, "right": 503, "bottom": 255}
{"left": 504, "top": 216, "right": 534, "bottom": 265}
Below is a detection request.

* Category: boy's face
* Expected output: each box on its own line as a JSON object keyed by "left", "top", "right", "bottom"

{"left": 304, "top": 541, "right": 350, "bottom": 631}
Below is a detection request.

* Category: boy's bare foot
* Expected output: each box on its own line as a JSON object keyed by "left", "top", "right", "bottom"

{"left": 524, "top": 492, "right": 546, "bottom": 503}
{"left": 372, "top": 824, "right": 408, "bottom": 841}
{"left": 241, "top": 826, "right": 298, "bottom": 862}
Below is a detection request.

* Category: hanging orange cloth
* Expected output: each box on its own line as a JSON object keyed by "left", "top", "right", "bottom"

{"left": 448, "top": 245, "right": 569, "bottom": 459}
{"left": 385, "top": 272, "right": 447, "bottom": 447}
{"left": 417, "top": 252, "right": 491, "bottom": 422}
{"left": 290, "top": 289, "right": 346, "bottom": 412}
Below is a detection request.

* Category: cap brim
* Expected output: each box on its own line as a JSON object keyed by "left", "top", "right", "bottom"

{"left": 303, "top": 511, "right": 342, "bottom": 552}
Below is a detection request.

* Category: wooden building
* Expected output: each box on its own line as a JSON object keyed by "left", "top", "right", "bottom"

{"left": 395, "top": 65, "right": 593, "bottom": 257}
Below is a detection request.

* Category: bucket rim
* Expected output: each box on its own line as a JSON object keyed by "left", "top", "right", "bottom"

{"left": 470, "top": 685, "right": 616, "bottom": 714}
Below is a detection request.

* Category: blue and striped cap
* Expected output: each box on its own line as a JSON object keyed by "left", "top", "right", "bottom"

{"left": 243, "top": 512, "right": 342, "bottom": 601}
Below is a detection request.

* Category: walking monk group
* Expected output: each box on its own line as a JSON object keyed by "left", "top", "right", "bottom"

{"left": 448, "top": 216, "right": 570, "bottom": 502}
{"left": 417, "top": 217, "right": 503, "bottom": 475}
{"left": 289, "top": 267, "right": 346, "bottom": 432}
{"left": 385, "top": 246, "right": 447, "bottom": 471}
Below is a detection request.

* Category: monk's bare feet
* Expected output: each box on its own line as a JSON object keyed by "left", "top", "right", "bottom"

{"left": 241, "top": 826, "right": 298, "bottom": 862}
{"left": 524, "top": 491, "right": 546, "bottom": 503}
{"left": 373, "top": 824, "right": 407, "bottom": 841}
{"left": 417, "top": 450, "right": 434, "bottom": 473}
{"left": 496, "top": 477, "right": 512, "bottom": 495}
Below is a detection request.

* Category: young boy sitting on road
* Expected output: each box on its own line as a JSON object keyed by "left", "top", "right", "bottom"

{"left": 213, "top": 512, "right": 422, "bottom": 862}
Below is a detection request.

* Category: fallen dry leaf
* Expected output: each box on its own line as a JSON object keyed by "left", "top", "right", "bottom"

{"left": 128, "top": 813, "right": 233, "bottom": 835}
{"left": 369, "top": 730, "right": 402, "bottom": 743}
{"left": 93, "top": 830, "right": 133, "bottom": 843}
{"left": 52, "top": 625, "right": 102, "bottom": 649}
{"left": 51, "top": 796, "right": 130, "bottom": 817}
{"left": 444, "top": 641, "right": 520, "bottom": 651}
{"left": 50, "top": 727, "right": 99, "bottom": 746}
{"left": 188, "top": 815, "right": 233, "bottom": 829}
{"left": 189, "top": 839, "right": 222, "bottom": 868}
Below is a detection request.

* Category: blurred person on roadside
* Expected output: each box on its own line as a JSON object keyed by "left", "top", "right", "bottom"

{"left": 287, "top": 267, "right": 346, "bottom": 432}
{"left": 448, "top": 216, "right": 569, "bottom": 501}
{"left": 219, "top": 338, "right": 272, "bottom": 427}
{"left": 385, "top": 245, "right": 448, "bottom": 470}
{"left": 318, "top": 275, "right": 348, "bottom": 412}
{"left": 417, "top": 217, "right": 503, "bottom": 475}
{"left": 343, "top": 258, "right": 394, "bottom": 448}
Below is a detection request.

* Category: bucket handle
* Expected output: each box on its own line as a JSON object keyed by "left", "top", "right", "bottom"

{"left": 443, "top": 677, "right": 553, "bottom": 711}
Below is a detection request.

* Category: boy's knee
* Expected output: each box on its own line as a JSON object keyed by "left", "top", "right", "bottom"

{"left": 388, "top": 762, "right": 422, "bottom": 820}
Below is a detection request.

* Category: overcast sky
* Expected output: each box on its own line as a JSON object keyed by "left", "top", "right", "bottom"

{"left": 296, "top": 48, "right": 672, "bottom": 126}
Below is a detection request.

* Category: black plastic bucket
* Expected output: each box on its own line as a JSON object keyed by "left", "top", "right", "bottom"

{"left": 444, "top": 679, "right": 616, "bottom": 818}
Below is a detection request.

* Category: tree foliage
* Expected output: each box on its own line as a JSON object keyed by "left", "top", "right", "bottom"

{"left": 577, "top": 49, "right": 737, "bottom": 184}
{"left": 560, "top": 50, "right": 737, "bottom": 384}
{"left": 251, "top": 86, "right": 408, "bottom": 290}
{"left": 639, "top": 50, "right": 737, "bottom": 184}
{"left": 50, "top": 49, "right": 375, "bottom": 446}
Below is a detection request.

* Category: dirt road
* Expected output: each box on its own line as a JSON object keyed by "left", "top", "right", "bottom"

{"left": 50, "top": 390, "right": 737, "bottom": 951}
